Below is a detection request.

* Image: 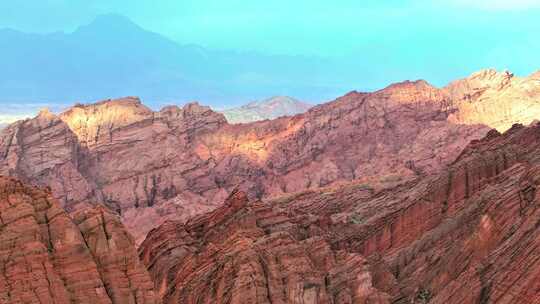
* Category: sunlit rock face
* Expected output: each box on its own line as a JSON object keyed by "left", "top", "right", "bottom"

{"left": 1, "top": 69, "right": 539, "bottom": 242}
{"left": 141, "top": 122, "right": 540, "bottom": 304}
{"left": 221, "top": 96, "right": 312, "bottom": 124}
{"left": 0, "top": 176, "right": 158, "bottom": 304}
{"left": 446, "top": 69, "right": 540, "bottom": 132}
{"left": 60, "top": 97, "right": 154, "bottom": 147}
{"left": 0, "top": 108, "right": 97, "bottom": 211}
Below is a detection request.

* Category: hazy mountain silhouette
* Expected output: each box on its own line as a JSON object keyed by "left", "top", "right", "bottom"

{"left": 0, "top": 14, "right": 348, "bottom": 108}
{"left": 221, "top": 96, "right": 312, "bottom": 123}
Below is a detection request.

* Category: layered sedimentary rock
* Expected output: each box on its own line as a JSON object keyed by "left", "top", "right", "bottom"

{"left": 0, "top": 176, "right": 158, "bottom": 303}
{"left": 0, "top": 108, "right": 98, "bottom": 211}
{"left": 60, "top": 97, "right": 155, "bottom": 147}
{"left": 2, "top": 69, "right": 539, "bottom": 241}
{"left": 140, "top": 122, "right": 540, "bottom": 304}
{"left": 140, "top": 190, "right": 396, "bottom": 304}
{"left": 0, "top": 86, "right": 487, "bottom": 242}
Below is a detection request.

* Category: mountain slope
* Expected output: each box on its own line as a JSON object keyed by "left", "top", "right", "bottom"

{"left": 221, "top": 96, "right": 312, "bottom": 123}
{"left": 445, "top": 69, "right": 540, "bottom": 131}
{"left": 0, "top": 77, "right": 493, "bottom": 242}
{"left": 0, "top": 176, "right": 158, "bottom": 303}
{"left": 2, "top": 69, "right": 539, "bottom": 242}
{"left": 140, "top": 121, "right": 540, "bottom": 304}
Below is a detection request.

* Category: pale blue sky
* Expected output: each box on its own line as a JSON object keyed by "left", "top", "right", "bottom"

{"left": 0, "top": 1, "right": 539, "bottom": 122}
{"left": 1, "top": 0, "right": 539, "bottom": 57}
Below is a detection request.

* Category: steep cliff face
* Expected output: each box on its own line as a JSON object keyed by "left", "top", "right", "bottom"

{"left": 140, "top": 122, "right": 540, "bottom": 304}
{"left": 0, "top": 176, "right": 158, "bottom": 303}
{"left": 0, "top": 109, "right": 98, "bottom": 211}
{"left": 2, "top": 69, "right": 539, "bottom": 242}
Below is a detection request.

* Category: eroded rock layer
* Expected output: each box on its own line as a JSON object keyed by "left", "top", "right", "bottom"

{"left": 140, "top": 122, "right": 540, "bottom": 304}
{"left": 140, "top": 190, "right": 396, "bottom": 304}
{"left": 0, "top": 84, "right": 489, "bottom": 242}
{"left": 2, "top": 69, "right": 539, "bottom": 242}
{"left": 0, "top": 176, "right": 158, "bottom": 304}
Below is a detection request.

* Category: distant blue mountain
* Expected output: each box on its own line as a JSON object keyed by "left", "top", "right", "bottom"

{"left": 0, "top": 14, "right": 352, "bottom": 108}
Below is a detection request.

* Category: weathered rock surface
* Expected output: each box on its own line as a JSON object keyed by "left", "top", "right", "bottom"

{"left": 140, "top": 190, "right": 396, "bottom": 304}
{"left": 60, "top": 97, "right": 155, "bottom": 148}
{"left": 446, "top": 69, "right": 540, "bottom": 131}
{"left": 0, "top": 176, "right": 158, "bottom": 303}
{"left": 140, "top": 122, "right": 540, "bottom": 304}
{"left": 0, "top": 108, "right": 98, "bottom": 211}
{"left": 221, "top": 96, "right": 312, "bottom": 124}
{"left": 2, "top": 69, "right": 540, "bottom": 242}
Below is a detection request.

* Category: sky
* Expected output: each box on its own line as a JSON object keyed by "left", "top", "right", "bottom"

{"left": 0, "top": 0, "right": 539, "bottom": 123}
{"left": 1, "top": 0, "right": 539, "bottom": 56}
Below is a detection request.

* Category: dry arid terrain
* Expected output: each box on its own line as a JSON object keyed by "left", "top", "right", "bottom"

{"left": 1, "top": 69, "right": 540, "bottom": 303}
{"left": 141, "top": 121, "right": 540, "bottom": 304}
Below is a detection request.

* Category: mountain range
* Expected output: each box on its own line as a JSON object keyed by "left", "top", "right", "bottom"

{"left": 1, "top": 69, "right": 540, "bottom": 303}
{"left": 1, "top": 68, "right": 538, "bottom": 242}
{"left": 0, "top": 14, "right": 353, "bottom": 109}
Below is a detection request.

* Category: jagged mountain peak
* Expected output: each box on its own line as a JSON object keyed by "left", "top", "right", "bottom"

{"left": 445, "top": 68, "right": 514, "bottom": 93}
{"left": 72, "top": 96, "right": 147, "bottom": 109}
{"left": 61, "top": 97, "right": 154, "bottom": 123}
{"left": 37, "top": 107, "right": 55, "bottom": 118}
{"left": 373, "top": 78, "right": 446, "bottom": 104}
{"left": 444, "top": 68, "right": 540, "bottom": 131}
{"left": 59, "top": 97, "right": 154, "bottom": 145}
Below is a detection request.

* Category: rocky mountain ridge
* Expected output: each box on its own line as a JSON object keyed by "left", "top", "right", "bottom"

{"left": 140, "top": 120, "right": 540, "bottom": 303}
{"left": 1, "top": 69, "right": 539, "bottom": 242}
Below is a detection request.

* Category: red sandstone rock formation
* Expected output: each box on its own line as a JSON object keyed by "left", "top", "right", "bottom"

{"left": 0, "top": 176, "right": 158, "bottom": 303}
{"left": 2, "top": 69, "right": 539, "bottom": 242}
{"left": 140, "top": 122, "right": 540, "bottom": 304}
{"left": 140, "top": 190, "right": 396, "bottom": 304}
